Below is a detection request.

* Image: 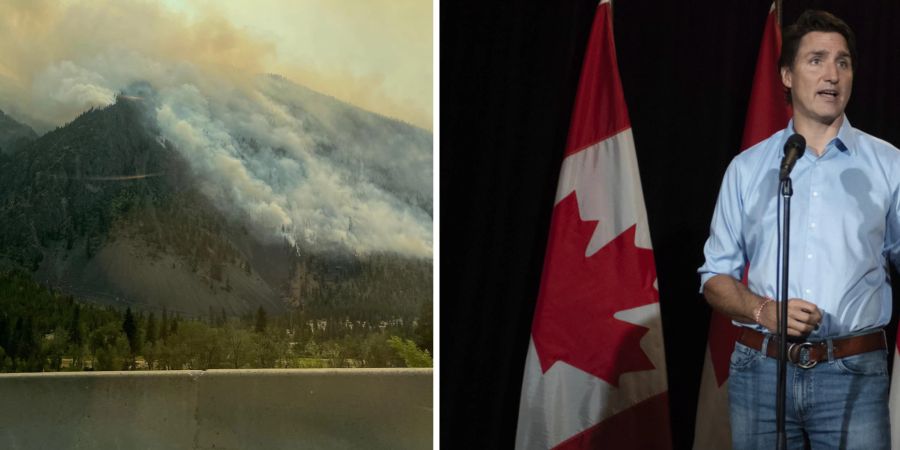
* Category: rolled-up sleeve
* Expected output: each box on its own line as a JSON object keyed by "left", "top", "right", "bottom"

{"left": 698, "top": 158, "right": 746, "bottom": 292}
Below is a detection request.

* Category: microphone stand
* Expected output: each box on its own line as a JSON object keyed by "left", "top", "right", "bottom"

{"left": 776, "top": 176, "right": 792, "bottom": 450}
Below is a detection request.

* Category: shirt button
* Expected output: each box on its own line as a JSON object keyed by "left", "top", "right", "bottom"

{"left": 805, "top": 289, "right": 812, "bottom": 295}
{"left": 813, "top": 191, "right": 819, "bottom": 197}
{"left": 810, "top": 223, "right": 816, "bottom": 228}
{"left": 807, "top": 254, "right": 813, "bottom": 259}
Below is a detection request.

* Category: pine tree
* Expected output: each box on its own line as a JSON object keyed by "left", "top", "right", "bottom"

{"left": 145, "top": 312, "right": 158, "bottom": 345}
{"left": 0, "top": 314, "right": 9, "bottom": 357}
{"left": 413, "top": 301, "right": 433, "bottom": 354}
{"left": 8, "top": 317, "right": 23, "bottom": 362}
{"left": 122, "top": 308, "right": 140, "bottom": 368}
{"left": 14, "top": 317, "right": 38, "bottom": 370}
{"left": 160, "top": 308, "right": 169, "bottom": 340}
{"left": 69, "top": 305, "right": 83, "bottom": 346}
{"left": 254, "top": 307, "right": 267, "bottom": 334}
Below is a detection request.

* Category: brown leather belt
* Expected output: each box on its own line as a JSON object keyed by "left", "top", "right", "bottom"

{"left": 738, "top": 328, "right": 886, "bottom": 369}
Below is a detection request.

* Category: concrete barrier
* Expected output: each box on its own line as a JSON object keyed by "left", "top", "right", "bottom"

{"left": 0, "top": 369, "right": 433, "bottom": 449}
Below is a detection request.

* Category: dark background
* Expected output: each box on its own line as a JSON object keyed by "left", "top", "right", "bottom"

{"left": 440, "top": 1, "right": 900, "bottom": 449}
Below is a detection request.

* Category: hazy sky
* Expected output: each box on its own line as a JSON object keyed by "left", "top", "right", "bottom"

{"left": 0, "top": 0, "right": 433, "bottom": 130}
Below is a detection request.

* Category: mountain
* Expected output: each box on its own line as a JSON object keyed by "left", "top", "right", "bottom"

{"left": 259, "top": 74, "right": 433, "bottom": 217}
{"left": 0, "top": 79, "right": 432, "bottom": 321}
{"left": 0, "top": 98, "right": 282, "bottom": 316}
{"left": 0, "top": 110, "right": 38, "bottom": 156}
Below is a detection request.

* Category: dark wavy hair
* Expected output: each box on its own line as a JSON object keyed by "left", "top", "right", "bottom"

{"left": 779, "top": 10, "right": 857, "bottom": 103}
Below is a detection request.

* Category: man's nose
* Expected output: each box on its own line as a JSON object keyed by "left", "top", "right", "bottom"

{"left": 824, "top": 61, "right": 839, "bottom": 83}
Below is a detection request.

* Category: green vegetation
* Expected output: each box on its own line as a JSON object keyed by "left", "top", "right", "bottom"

{"left": 287, "top": 250, "right": 433, "bottom": 324}
{"left": 0, "top": 270, "right": 432, "bottom": 372}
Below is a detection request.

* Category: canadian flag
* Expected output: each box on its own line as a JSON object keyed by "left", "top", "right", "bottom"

{"left": 692, "top": 4, "right": 790, "bottom": 449}
{"left": 515, "top": 1, "right": 671, "bottom": 448}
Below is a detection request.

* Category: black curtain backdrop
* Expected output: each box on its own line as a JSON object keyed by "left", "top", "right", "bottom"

{"left": 441, "top": 1, "right": 900, "bottom": 449}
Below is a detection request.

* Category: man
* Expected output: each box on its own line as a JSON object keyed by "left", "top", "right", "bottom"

{"left": 698, "top": 10, "right": 900, "bottom": 449}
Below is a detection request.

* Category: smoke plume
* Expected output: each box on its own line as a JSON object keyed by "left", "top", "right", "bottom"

{"left": 0, "top": 0, "right": 433, "bottom": 258}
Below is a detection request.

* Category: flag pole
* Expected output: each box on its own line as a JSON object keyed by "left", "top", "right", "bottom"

{"left": 775, "top": 0, "right": 782, "bottom": 29}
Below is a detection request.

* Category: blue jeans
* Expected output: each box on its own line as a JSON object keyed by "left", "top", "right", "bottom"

{"left": 728, "top": 334, "right": 890, "bottom": 449}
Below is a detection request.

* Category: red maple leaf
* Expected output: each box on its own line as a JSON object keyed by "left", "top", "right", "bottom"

{"left": 532, "top": 191, "right": 658, "bottom": 387}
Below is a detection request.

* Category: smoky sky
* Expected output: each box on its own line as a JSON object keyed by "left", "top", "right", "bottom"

{"left": 0, "top": 0, "right": 433, "bottom": 258}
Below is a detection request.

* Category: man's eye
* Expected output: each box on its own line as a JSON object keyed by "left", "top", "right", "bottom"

{"left": 810, "top": 58, "right": 821, "bottom": 65}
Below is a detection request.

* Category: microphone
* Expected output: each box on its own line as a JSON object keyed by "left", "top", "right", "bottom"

{"left": 779, "top": 134, "right": 806, "bottom": 181}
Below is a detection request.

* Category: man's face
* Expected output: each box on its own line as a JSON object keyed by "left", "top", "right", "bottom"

{"left": 781, "top": 31, "right": 853, "bottom": 126}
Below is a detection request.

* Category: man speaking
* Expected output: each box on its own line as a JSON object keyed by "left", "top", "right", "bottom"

{"left": 698, "top": 10, "right": 899, "bottom": 449}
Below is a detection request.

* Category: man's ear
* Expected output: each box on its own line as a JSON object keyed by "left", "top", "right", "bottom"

{"left": 781, "top": 66, "right": 793, "bottom": 89}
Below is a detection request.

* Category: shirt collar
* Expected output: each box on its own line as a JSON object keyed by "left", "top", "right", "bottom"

{"left": 785, "top": 115, "right": 854, "bottom": 156}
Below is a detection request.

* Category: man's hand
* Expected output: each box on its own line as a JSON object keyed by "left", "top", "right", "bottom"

{"left": 758, "top": 298, "right": 822, "bottom": 337}
{"left": 702, "top": 275, "right": 823, "bottom": 337}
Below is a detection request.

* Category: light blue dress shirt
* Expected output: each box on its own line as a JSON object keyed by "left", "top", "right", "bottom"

{"left": 698, "top": 117, "right": 900, "bottom": 337}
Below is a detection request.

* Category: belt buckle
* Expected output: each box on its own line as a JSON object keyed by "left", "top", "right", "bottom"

{"left": 788, "top": 342, "right": 817, "bottom": 369}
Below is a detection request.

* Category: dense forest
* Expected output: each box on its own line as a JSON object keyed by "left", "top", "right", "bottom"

{"left": 0, "top": 270, "right": 432, "bottom": 372}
